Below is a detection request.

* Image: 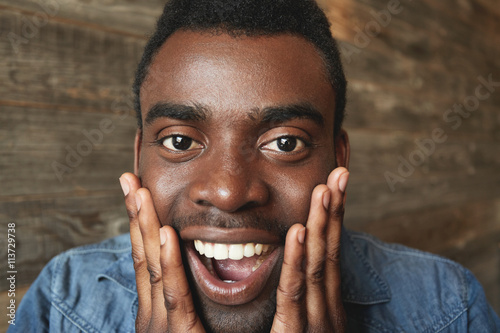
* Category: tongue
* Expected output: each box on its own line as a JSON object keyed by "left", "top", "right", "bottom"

{"left": 212, "top": 255, "right": 259, "bottom": 281}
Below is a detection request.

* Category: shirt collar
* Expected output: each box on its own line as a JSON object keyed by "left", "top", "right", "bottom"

{"left": 96, "top": 230, "right": 391, "bottom": 304}
{"left": 340, "top": 227, "right": 391, "bottom": 305}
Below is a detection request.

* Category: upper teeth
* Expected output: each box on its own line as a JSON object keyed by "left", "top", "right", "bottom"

{"left": 194, "top": 240, "right": 270, "bottom": 260}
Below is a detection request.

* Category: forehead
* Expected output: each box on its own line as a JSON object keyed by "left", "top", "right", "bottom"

{"left": 140, "top": 30, "right": 336, "bottom": 121}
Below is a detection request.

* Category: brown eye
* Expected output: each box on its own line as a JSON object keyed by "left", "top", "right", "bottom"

{"left": 262, "top": 136, "right": 306, "bottom": 153}
{"left": 277, "top": 137, "right": 297, "bottom": 152}
{"left": 162, "top": 135, "right": 203, "bottom": 151}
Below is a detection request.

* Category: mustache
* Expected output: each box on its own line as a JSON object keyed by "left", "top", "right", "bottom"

{"left": 170, "top": 211, "right": 291, "bottom": 243}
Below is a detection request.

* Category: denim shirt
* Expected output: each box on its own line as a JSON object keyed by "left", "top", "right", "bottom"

{"left": 9, "top": 229, "right": 499, "bottom": 332}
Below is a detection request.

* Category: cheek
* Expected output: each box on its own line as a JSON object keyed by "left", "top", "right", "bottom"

{"left": 139, "top": 153, "right": 188, "bottom": 226}
{"left": 266, "top": 165, "right": 329, "bottom": 225}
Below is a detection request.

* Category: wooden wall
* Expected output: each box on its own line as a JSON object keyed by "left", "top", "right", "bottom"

{"left": 320, "top": 0, "right": 500, "bottom": 313}
{"left": 0, "top": 0, "right": 498, "bottom": 329}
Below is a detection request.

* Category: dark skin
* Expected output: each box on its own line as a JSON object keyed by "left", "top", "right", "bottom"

{"left": 119, "top": 30, "right": 350, "bottom": 332}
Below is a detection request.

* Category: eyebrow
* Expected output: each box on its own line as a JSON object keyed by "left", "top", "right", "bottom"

{"left": 145, "top": 101, "right": 325, "bottom": 127}
{"left": 258, "top": 103, "right": 325, "bottom": 127}
{"left": 145, "top": 102, "right": 211, "bottom": 125}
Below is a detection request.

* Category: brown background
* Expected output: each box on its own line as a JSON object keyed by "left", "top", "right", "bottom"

{"left": 1, "top": 0, "right": 499, "bottom": 330}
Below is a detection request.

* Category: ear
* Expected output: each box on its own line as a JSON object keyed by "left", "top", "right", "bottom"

{"left": 335, "top": 129, "right": 350, "bottom": 169}
{"left": 134, "top": 129, "right": 142, "bottom": 175}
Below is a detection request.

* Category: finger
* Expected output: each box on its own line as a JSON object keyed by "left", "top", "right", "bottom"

{"left": 160, "top": 226, "right": 205, "bottom": 332}
{"left": 271, "top": 223, "right": 306, "bottom": 332}
{"left": 136, "top": 188, "right": 168, "bottom": 331}
{"left": 120, "top": 173, "right": 152, "bottom": 331}
{"left": 304, "top": 184, "right": 331, "bottom": 327}
{"left": 325, "top": 167, "right": 349, "bottom": 330}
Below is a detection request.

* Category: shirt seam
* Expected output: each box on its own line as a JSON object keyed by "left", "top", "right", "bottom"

{"left": 96, "top": 274, "right": 137, "bottom": 295}
{"left": 350, "top": 234, "right": 463, "bottom": 267}
{"left": 65, "top": 246, "right": 132, "bottom": 256}
{"left": 51, "top": 296, "right": 95, "bottom": 333}
{"left": 433, "top": 307, "right": 467, "bottom": 333}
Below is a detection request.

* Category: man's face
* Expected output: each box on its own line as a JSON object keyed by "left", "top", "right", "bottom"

{"left": 136, "top": 30, "right": 344, "bottom": 332}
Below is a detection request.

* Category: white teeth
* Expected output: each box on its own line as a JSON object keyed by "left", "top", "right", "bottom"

{"left": 214, "top": 243, "right": 228, "bottom": 260}
{"left": 228, "top": 244, "right": 244, "bottom": 260}
{"left": 204, "top": 243, "right": 214, "bottom": 258}
{"left": 244, "top": 243, "right": 255, "bottom": 257}
{"left": 194, "top": 240, "right": 205, "bottom": 255}
{"left": 194, "top": 240, "right": 272, "bottom": 261}
{"left": 198, "top": 241, "right": 205, "bottom": 255}
{"left": 255, "top": 243, "right": 263, "bottom": 255}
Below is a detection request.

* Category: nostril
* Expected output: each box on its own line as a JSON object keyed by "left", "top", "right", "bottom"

{"left": 239, "top": 201, "right": 261, "bottom": 210}
{"left": 196, "top": 199, "right": 212, "bottom": 207}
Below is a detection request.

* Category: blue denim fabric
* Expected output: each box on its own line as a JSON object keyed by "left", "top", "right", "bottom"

{"left": 9, "top": 229, "right": 499, "bottom": 332}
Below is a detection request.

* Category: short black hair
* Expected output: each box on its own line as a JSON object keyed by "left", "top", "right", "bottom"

{"left": 133, "top": 0, "right": 347, "bottom": 136}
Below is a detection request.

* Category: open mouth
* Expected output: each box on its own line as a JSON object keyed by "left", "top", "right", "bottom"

{"left": 193, "top": 240, "right": 276, "bottom": 282}
{"left": 182, "top": 228, "right": 282, "bottom": 306}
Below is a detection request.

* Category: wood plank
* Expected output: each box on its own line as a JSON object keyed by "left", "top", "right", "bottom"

{"left": 347, "top": 129, "right": 500, "bottom": 182}
{"left": 345, "top": 80, "right": 500, "bottom": 133}
{"left": 345, "top": 175, "right": 500, "bottom": 228}
{"left": 0, "top": 9, "right": 146, "bottom": 112}
{"left": 0, "top": 106, "right": 136, "bottom": 197}
{"left": 0, "top": 0, "right": 163, "bottom": 38}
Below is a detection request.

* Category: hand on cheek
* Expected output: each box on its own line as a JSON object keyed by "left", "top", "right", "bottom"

{"left": 272, "top": 167, "right": 348, "bottom": 332}
{"left": 119, "top": 173, "right": 205, "bottom": 333}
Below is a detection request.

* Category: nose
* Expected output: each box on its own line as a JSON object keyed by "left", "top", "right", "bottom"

{"left": 188, "top": 153, "right": 270, "bottom": 213}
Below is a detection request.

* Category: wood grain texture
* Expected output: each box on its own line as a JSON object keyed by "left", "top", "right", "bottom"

{"left": 1, "top": 0, "right": 499, "bottom": 317}
{"left": 0, "top": 0, "right": 164, "bottom": 38}
{"left": 0, "top": 105, "right": 136, "bottom": 196}
{"left": 0, "top": 9, "right": 145, "bottom": 112}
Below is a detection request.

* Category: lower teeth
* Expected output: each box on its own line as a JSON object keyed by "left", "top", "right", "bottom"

{"left": 252, "top": 251, "right": 271, "bottom": 272}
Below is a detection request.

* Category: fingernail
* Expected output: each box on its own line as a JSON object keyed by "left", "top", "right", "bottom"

{"left": 339, "top": 172, "right": 349, "bottom": 193}
{"left": 322, "top": 190, "right": 331, "bottom": 210}
{"left": 119, "top": 177, "right": 129, "bottom": 196}
{"left": 135, "top": 192, "right": 142, "bottom": 212}
{"left": 160, "top": 228, "right": 167, "bottom": 246}
{"left": 298, "top": 227, "right": 306, "bottom": 244}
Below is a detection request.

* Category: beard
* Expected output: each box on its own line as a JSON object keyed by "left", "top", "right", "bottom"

{"left": 195, "top": 288, "right": 278, "bottom": 333}
{"left": 169, "top": 211, "right": 292, "bottom": 332}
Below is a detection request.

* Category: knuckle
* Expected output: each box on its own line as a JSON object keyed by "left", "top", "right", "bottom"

{"left": 126, "top": 208, "right": 138, "bottom": 220}
{"left": 272, "top": 310, "right": 303, "bottom": 332}
{"left": 307, "top": 259, "right": 325, "bottom": 284}
{"left": 273, "top": 311, "right": 288, "bottom": 327}
{"left": 147, "top": 266, "right": 162, "bottom": 285}
{"left": 132, "top": 252, "right": 146, "bottom": 271}
{"left": 163, "top": 286, "right": 190, "bottom": 311}
{"left": 327, "top": 243, "right": 341, "bottom": 265}
{"left": 330, "top": 203, "right": 344, "bottom": 218}
{"left": 277, "top": 282, "right": 305, "bottom": 303}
